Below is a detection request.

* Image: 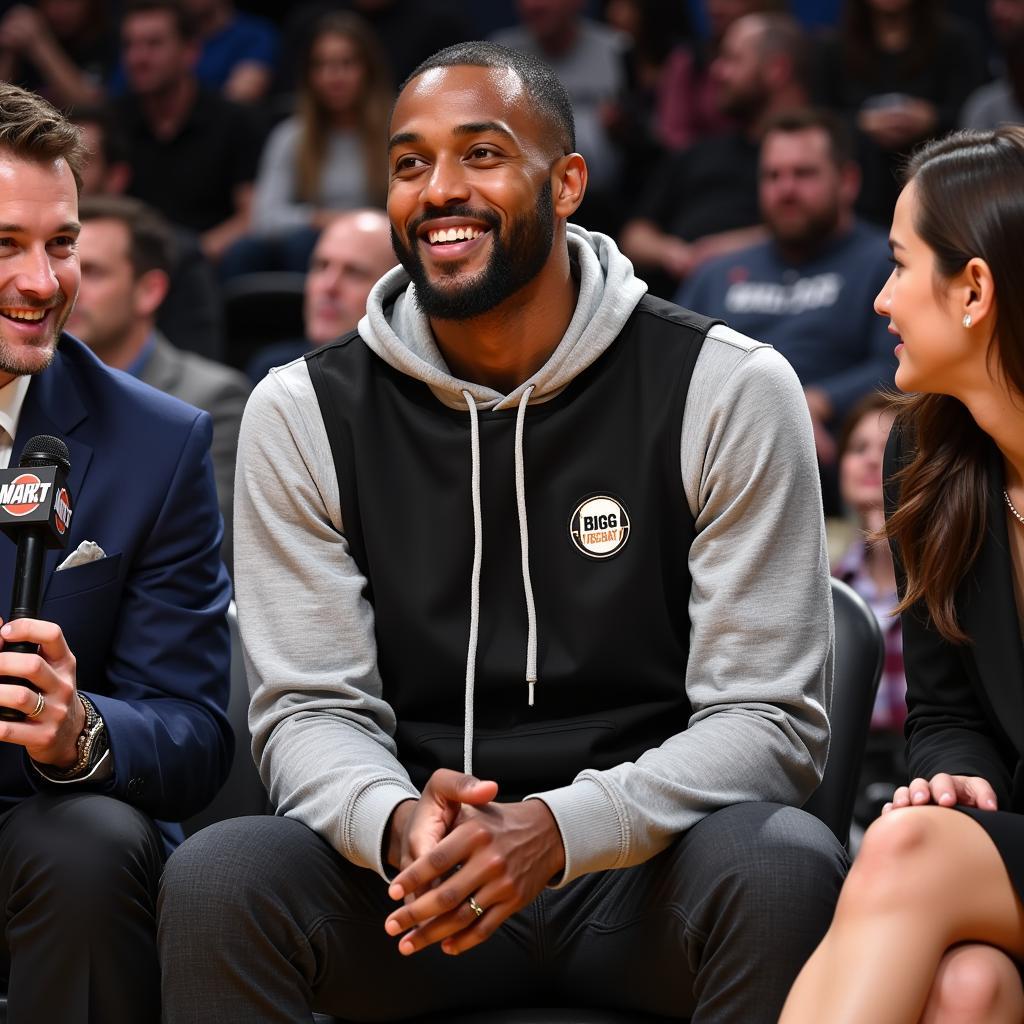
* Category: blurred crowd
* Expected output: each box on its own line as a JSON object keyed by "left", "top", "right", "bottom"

{"left": 1, "top": 0, "right": 1017, "bottom": 830}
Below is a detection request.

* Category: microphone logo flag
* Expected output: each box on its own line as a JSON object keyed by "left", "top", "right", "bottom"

{"left": 0, "top": 464, "right": 73, "bottom": 548}
{"left": 54, "top": 487, "right": 72, "bottom": 535}
{"left": 0, "top": 473, "right": 52, "bottom": 517}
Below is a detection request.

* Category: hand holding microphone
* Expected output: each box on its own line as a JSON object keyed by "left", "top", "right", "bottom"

{"left": 0, "top": 435, "right": 86, "bottom": 768}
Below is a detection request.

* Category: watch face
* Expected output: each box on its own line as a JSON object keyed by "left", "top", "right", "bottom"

{"left": 82, "top": 722, "right": 107, "bottom": 765}
{"left": 76, "top": 696, "right": 107, "bottom": 771}
{"left": 89, "top": 720, "right": 107, "bottom": 746}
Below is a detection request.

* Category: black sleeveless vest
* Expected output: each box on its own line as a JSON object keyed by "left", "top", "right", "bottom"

{"left": 308, "top": 294, "right": 719, "bottom": 798}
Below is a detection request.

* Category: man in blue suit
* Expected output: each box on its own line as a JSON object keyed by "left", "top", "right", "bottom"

{"left": 0, "top": 84, "right": 232, "bottom": 1022}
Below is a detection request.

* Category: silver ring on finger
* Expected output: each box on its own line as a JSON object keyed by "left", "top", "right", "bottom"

{"left": 26, "top": 691, "right": 45, "bottom": 719}
{"left": 467, "top": 895, "right": 484, "bottom": 919}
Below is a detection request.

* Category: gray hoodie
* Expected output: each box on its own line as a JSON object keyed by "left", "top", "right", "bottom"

{"left": 235, "top": 225, "right": 833, "bottom": 885}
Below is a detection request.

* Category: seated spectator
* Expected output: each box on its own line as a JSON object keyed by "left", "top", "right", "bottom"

{"left": 68, "top": 195, "right": 250, "bottom": 573}
{"left": 780, "top": 121, "right": 1024, "bottom": 1024}
{"left": 491, "top": 0, "right": 629, "bottom": 230}
{"left": 114, "top": 0, "right": 262, "bottom": 264}
{"left": 621, "top": 11, "right": 810, "bottom": 299}
{"left": 961, "top": 0, "right": 1024, "bottom": 129}
{"left": 181, "top": 0, "right": 279, "bottom": 103}
{"left": 246, "top": 208, "right": 395, "bottom": 382}
{"left": 222, "top": 11, "right": 391, "bottom": 278}
{"left": 814, "top": 0, "right": 987, "bottom": 226}
{"left": 831, "top": 393, "right": 906, "bottom": 835}
{"left": 70, "top": 102, "right": 225, "bottom": 361}
{"left": 657, "top": 0, "right": 786, "bottom": 151}
{"left": 680, "top": 108, "right": 895, "bottom": 509}
{"left": 0, "top": 82, "right": 231, "bottom": 1022}
{"left": 0, "top": 0, "right": 117, "bottom": 109}
{"left": 158, "top": 42, "right": 844, "bottom": 1023}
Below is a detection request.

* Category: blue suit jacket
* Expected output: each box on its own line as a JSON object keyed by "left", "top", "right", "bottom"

{"left": 0, "top": 335, "right": 234, "bottom": 847}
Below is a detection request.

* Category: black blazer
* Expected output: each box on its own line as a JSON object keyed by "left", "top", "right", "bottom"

{"left": 884, "top": 428, "right": 1024, "bottom": 811}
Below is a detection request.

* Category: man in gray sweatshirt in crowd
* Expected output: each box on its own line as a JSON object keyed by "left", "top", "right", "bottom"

{"left": 158, "top": 41, "right": 846, "bottom": 1023}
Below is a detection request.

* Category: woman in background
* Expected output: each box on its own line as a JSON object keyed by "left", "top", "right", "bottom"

{"left": 781, "top": 125, "right": 1024, "bottom": 1023}
{"left": 832, "top": 393, "right": 907, "bottom": 832}
{"left": 222, "top": 12, "right": 391, "bottom": 277}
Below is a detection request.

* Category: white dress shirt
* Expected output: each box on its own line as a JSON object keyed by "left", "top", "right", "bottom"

{"left": 0, "top": 374, "right": 31, "bottom": 469}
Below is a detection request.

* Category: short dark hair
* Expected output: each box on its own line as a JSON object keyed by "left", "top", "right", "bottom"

{"left": 122, "top": 0, "right": 197, "bottom": 42}
{"left": 761, "top": 108, "right": 855, "bottom": 167}
{"left": 398, "top": 41, "right": 576, "bottom": 155}
{"left": 753, "top": 13, "right": 812, "bottom": 93}
{"left": 78, "top": 195, "right": 176, "bottom": 278}
{"left": 0, "top": 82, "right": 86, "bottom": 192}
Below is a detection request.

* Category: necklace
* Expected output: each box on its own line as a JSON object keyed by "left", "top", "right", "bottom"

{"left": 1005, "top": 489, "right": 1024, "bottom": 528}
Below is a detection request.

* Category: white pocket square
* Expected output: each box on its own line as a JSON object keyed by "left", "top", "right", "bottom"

{"left": 56, "top": 541, "right": 107, "bottom": 571}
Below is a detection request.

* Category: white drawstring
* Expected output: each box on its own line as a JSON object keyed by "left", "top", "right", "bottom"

{"left": 514, "top": 386, "right": 538, "bottom": 706}
{"left": 462, "top": 390, "right": 482, "bottom": 775}
{"left": 461, "top": 387, "right": 540, "bottom": 773}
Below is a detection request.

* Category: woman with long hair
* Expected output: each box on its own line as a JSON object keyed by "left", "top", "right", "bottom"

{"left": 780, "top": 125, "right": 1024, "bottom": 1023}
{"left": 224, "top": 11, "right": 391, "bottom": 276}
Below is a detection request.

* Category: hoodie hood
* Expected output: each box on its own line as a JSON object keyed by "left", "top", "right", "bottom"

{"left": 357, "top": 224, "right": 647, "bottom": 411}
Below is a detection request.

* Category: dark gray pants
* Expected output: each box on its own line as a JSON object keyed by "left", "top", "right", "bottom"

{"left": 0, "top": 791, "right": 166, "bottom": 1024}
{"left": 158, "top": 802, "right": 847, "bottom": 1023}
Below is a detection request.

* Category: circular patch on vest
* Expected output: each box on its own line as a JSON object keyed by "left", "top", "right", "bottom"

{"left": 569, "top": 495, "right": 630, "bottom": 560}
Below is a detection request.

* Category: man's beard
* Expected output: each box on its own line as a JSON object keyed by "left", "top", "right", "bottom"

{"left": 392, "top": 181, "right": 555, "bottom": 320}
{"left": 768, "top": 201, "right": 841, "bottom": 255}
{"left": 66, "top": 308, "right": 134, "bottom": 360}
{"left": 0, "top": 296, "right": 70, "bottom": 378}
{"left": 716, "top": 75, "right": 767, "bottom": 124}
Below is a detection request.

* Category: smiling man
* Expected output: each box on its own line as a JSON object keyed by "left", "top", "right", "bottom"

{"left": 160, "top": 42, "right": 845, "bottom": 1023}
{"left": 67, "top": 194, "right": 250, "bottom": 572}
{"left": 0, "top": 83, "right": 232, "bottom": 1023}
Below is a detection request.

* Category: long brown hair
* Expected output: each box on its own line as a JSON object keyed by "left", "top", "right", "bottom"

{"left": 294, "top": 12, "right": 391, "bottom": 208}
{"left": 886, "top": 126, "right": 1024, "bottom": 643}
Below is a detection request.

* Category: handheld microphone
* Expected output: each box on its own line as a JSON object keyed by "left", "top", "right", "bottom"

{"left": 0, "top": 435, "right": 73, "bottom": 722}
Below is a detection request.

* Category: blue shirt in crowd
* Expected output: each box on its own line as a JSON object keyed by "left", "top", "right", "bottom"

{"left": 678, "top": 220, "right": 896, "bottom": 418}
{"left": 196, "top": 12, "right": 279, "bottom": 91}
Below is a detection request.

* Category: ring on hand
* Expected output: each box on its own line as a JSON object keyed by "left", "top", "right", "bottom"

{"left": 26, "top": 691, "right": 45, "bottom": 719}
{"left": 467, "top": 895, "right": 484, "bottom": 919}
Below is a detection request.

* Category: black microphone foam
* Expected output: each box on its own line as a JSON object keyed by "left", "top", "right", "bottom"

{"left": 19, "top": 434, "right": 70, "bottom": 475}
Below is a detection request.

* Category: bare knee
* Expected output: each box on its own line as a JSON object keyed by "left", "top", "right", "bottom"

{"left": 838, "top": 809, "right": 944, "bottom": 916}
{"left": 922, "top": 944, "right": 1024, "bottom": 1024}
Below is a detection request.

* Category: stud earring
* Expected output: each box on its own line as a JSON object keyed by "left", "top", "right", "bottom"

{"left": 963, "top": 313, "right": 972, "bottom": 328}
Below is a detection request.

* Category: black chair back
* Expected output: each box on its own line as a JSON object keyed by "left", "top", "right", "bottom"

{"left": 802, "top": 577, "right": 885, "bottom": 846}
{"left": 222, "top": 271, "right": 306, "bottom": 371}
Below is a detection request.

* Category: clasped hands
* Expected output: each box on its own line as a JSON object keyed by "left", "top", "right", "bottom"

{"left": 882, "top": 773, "right": 998, "bottom": 815}
{"left": 383, "top": 768, "right": 566, "bottom": 957}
